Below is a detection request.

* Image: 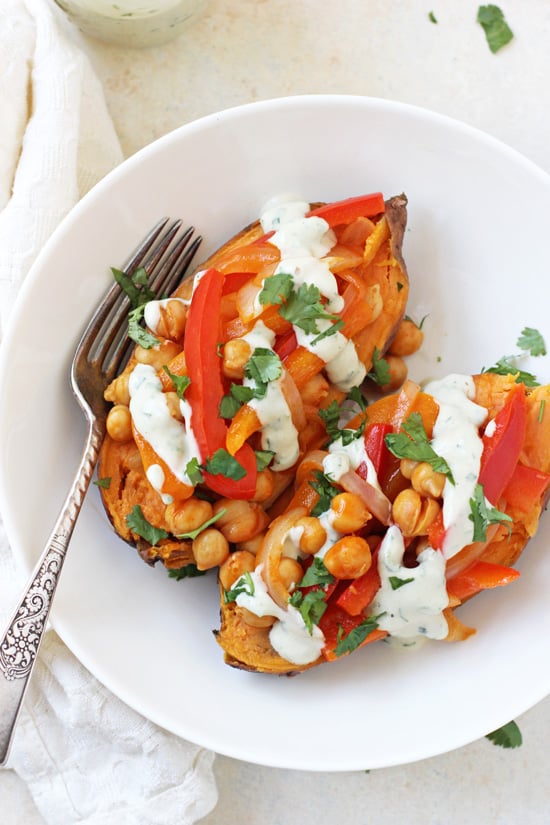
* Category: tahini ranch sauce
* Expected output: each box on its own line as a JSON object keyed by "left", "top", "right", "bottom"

{"left": 129, "top": 364, "right": 202, "bottom": 496}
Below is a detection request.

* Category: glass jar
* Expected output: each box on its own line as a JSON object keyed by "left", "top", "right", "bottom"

{"left": 54, "top": 0, "right": 208, "bottom": 48}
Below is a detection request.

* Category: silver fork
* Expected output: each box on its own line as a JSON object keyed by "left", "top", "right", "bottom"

{"left": 0, "top": 219, "right": 201, "bottom": 766}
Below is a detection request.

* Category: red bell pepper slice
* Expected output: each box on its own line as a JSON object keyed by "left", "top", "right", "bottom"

{"left": 478, "top": 385, "right": 527, "bottom": 505}
{"left": 274, "top": 328, "right": 298, "bottom": 361}
{"left": 446, "top": 560, "right": 520, "bottom": 602}
{"left": 221, "top": 271, "right": 255, "bottom": 295}
{"left": 184, "top": 268, "right": 257, "bottom": 498}
{"left": 336, "top": 555, "right": 381, "bottom": 617}
{"left": 308, "top": 192, "right": 386, "bottom": 227}
{"left": 318, "top": 602, "right": 386, "bottom": 660}
{"left": 427, "top": 510, "right": 446, "bottom": 551}
{"left": 502, "top": 462, "right": 550, "bottom": 513}
{"left": 364, "top": 422, "right": 393, "bottom": 476}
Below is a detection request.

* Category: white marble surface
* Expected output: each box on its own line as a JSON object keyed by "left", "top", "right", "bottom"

{"left": 6, "top": 1, "right": 550, "bottom": 821}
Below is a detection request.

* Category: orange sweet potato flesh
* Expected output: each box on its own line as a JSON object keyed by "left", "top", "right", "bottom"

{"left": 99, "top": 196, "right": 411, "bottom": 570}
{"left": 216, "top": 372, "right": 550, "bottom": 673}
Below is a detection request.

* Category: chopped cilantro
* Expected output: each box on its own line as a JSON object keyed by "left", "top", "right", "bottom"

{"left": 112, "top": 265, "right": 156, "bottom": 309}
{"left": 484, "top": 328, "right": 545, "bottom": 387}
{"left": 258, "top": 272, "right": 293, "bottom": 306}
{"left": 517, "top": 327, "right": 547, "bottom": 357}
{"left": 93, "top": 476, "right": 111, "bottom": 489}
{"left": 168, "top": 564, "right": 206, "bottom": 580}
{"left": 162, "top": 366, "right": 191, "bottom": 399}
{"left": 385, "top": 412, "right": 454, "bottom": 482}
{"left": 126, "top": 505, "right": 169, "bottom": 546}
{"left": 224, "top": 571, "right": 255, "bottom": 603}
{"left": 538, "top": 399, "right": 546, "bottom": 424}
{"left": 367, "top": 347, "right": 391, "bottom": 386}
{"left": 298, "top": 558, "right": 335, "bottom": 588}
{"left": 477, "top": 5, "right": 514, "bottom": 54}
{"left": 310, "top": 470, "right": 340, "bottom": 516}
{"left": 260, "top": 274, "right": 341, "bottom": 340}
{"left": 255, "top": 449, "right": 275, "bottom": 471}
{"left": 205, "top": 449, "right": 247, "bottom": 481}
{"left": 319, "top": 396, "right": 366, "bottom": 447}
{"left": 389, "top": 576, "right": 414, "bottom": 590}
{"left": 486, "top": 720, "right": 522, "bottom": 749}
{"left": 178, "top": 508, "right": 226, "bottom": 540}
{"left": 428, "top": 11, "right": 437, "bottom": 23}
{"left": 185, "top": 457, "right": 204, "bottom": 486}
{"left": 244, "top": 348, "right": 282, "bottom": 394}
{"left": 288, "top": 588, "right": 328, "bottom": 634}
{"left": 128, "top": 304, "right": 159, "bottom": 349}
{"left": 334, "top": 615, "right": 382, "bottom": 657}
{"left": 469, "top": 483, "right": 512, "bottom": 541}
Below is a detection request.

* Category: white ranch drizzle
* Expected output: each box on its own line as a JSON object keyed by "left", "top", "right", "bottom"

{"left": 257, "top": 194, "right": 366, "bottom": 391}
{"left": 423, "top": 374, "right": 488, "bottom": 559}
{"left": 369, "top": 525, "right": 449, "bottom": 641}
{"left": 128, "top": 363, "right": 202, "bottom": 494}
{"left": 240, "top": 321, "right": 299, "bottom": 471}
{"left": 234, "top": 567, "right": 325, "bottom": 665}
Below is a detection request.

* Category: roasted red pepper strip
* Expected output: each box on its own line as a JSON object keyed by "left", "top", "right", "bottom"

{"left": 308, "top": 192, "right": 386, "bottom": 227}
{"left": 319, "top": 602, "right": 387, "bottom": 661}
{"left": 336, "top": 556, "right": 381, "bottom": 617}
{"left": 274, "top": 328, "right": 298, "bottom": 361}
{"left": 363, "top": 422, "right": 393, "bottom": 476}
{"left": 502, "top": 463, "right": 550, "bottom": 513}
{"left": 427, "top": 510, "right": 446, "bottom": 551}
{"left": 184, "top": 268, "right": 257, "bottom": 498}
{"left": 446, "top": 560, "right": 520, "bottom": 602}
{"left": 478, "top": 385, "right": 527, "bottom": 504}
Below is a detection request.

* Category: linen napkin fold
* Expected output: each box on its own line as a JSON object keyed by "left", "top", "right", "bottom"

{"left": 0, "top": 2, "right": 218, "bottom": 822}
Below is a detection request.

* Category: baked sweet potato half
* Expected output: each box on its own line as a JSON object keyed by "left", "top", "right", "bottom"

{"left": 98, "top": 192, "right": 417, "bottom": 572}
{"left": 216, "top": 370, "right": 550, "bottom": 674}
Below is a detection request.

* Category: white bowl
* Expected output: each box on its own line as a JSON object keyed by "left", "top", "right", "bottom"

{"left": 2, "top": 95, "right": 550, "bottom": 770}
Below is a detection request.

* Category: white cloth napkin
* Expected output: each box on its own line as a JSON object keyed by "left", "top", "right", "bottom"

{"left": 0, "top": 2, "right": 217, "bottom": 822}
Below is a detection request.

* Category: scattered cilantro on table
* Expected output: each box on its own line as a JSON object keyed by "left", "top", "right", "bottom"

{"left": 477, "top": 5, "right": 514, "bottom": 53}
{"left": 486, "top": 720, "right": 522, "bottom": 748}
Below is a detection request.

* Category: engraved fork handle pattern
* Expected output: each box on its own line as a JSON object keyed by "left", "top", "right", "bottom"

{"left": 0, "top": 418, "right": 104, "bottom": 766}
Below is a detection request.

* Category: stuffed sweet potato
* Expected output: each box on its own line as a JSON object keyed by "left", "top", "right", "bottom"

{"left": 98, "top": 191, "right": 417, "bottom": 571}
{"left": 216, "top": 370, "right": 550, "bottom": 673}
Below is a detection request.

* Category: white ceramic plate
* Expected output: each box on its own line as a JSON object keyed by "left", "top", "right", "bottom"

{"left": 2, "top": 96, "right": 550, "bottom": 771}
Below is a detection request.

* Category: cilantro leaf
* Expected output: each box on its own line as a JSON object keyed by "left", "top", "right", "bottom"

{"left": 244, "top": 348, "right": 282, "bottom": 391}
{"left": 310, "top": 318, "right": 344, "bottom": 345}
{"left": 384, "top": 412, "right": 455, "bottom": 482}
{"left": 288, "top": 588, "right": 328, "bottom": 634}
{"left": 334, "top": 615, "right": 382, "bottom": 657}
{"left": 185, "top": 457, "right": 204, "bottom": 486}
{"left": 258, "top": 272, "right": 294, "bottom": 306}
{"left": 484, "top": 358, "right": 539, "bottom": 387}
{"left": 428, "top": 11, "right": 437, "bottom": 23}
{"left": 255, "top": 450, "right": 275, "bottom": 471}
{"left": 469, "top": 483, "right": 512, "bottom": 542}
{"left": 477, "top": 5, "right": 514, "bottom": 54}
{"left": 310, "top": 470, "right": 340, "bottom": 517}
{"left": 93, "top": 476, "right": 111, "bottom": 489}
{"left": 224, "top": 571, "right": 255, "bottom": 603}
{"left": 298, "top": 558, "right": 335, "bottom": 588}
{"left": 389, "top": 576, "right": 414, "bottom": 590}
{"left": 219, "top": 393, "right": 242, "bottom": 419}
{"left": 168, "top": 564, "right": 206, "bottom": 580}
{"left": 368, "top": 347, "right": 391, "bottom": 386}
{"left": 112, "top": 265, "right": 156, "bottom": 309}
{"left": 178, "top": 508, "right": 226, "bottom": 540}
{"left": 205, "top": 449, "right": 247, "bottom": 480}
{"left": 128, "top": 305, "right": 159, "bottom": 349}
{"left": 162, "top": 366, "right": 191, "bottom": 399}
{"left": 486, "top": 720, "right": 522, "bottom": 749}
{"left": 517, "top": 327, "right": 546, "bottom": 357}
{"left": 126, "top": 505, "right": 169, "bottom": 546}
{"left": 279, "top": 282, "right": 340, "bottom": 335}
{"left": 319, "top": 399, "right": 366, "bottom": 446}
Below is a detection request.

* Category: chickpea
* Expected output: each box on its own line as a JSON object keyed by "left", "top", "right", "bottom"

{"left": 134, "top": 340, "right": 181, "bottom": 370}
{"left": 388, "top": 318, "right": 424, "bottom": 357}
{"left": 410, "top": 462, "right": 446, "bottom": 499}
{"left": 165, "top": 498, "right": 213, "bottom": 535}
{"left": 104, "top": 369, "right": 131, "bottom": 406}
{"left": 330, "top": 492, "right": 371, "bottom": 534}
{"left": 379, "top": 354, "right": 408, "bottom": 393}
{"left": 236, "top": 533, "right": 265, "bottom": 555}
{"left": 278, "top": 558, "right": 303, "bottom": 591}
{"left": 399, "top": 458, "right": 417, "bottom": 480}
{"left": 222, "top": 338, "right": 252, "bottom": 380}
{"left": 156, "top": 299, "right": 188, "bottom": 341}
{"left": 164, "top": 391, "right": 183, "bottom": 421}
{"left": 237, "top": 607, "right": 276, "bottom": 629}
{"left": 193, "top": 528, "right": 230, "bottom": 570}
{"left": 323, "top": 536, "right": 372, "bottom": 579}
{"left": 219, "top": 549, "right": 256, "bottom": 591}
{"left": 295, "top": 516, "right": 327, "bottom": 555}
{"left": 392, "top": 489, "right": 440, "bottom": 537}
{"left": 252, "top": 469, "right": 275, "bottom": 503}
{"left": 213, "top": 498, "right": 268, "bottom": 543}
{"left": 106, "top": 404, "right": 133, "bottom": 442}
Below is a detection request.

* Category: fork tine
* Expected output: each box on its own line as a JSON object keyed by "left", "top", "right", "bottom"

{"left": 101, "top": 226, "right": 201, "bottom": 381}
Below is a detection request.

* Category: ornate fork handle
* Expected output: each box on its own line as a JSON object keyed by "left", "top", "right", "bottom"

{"left": 0, "top": 418, "right": 103, "bottom": 766}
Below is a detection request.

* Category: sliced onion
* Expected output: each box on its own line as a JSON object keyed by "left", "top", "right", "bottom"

{"left": 280, "top": 369, "right": 307, "bottom": 432}
{"left": 339, "top": 469, "right": 392, "bottom": 525}
{"left": 256, "top": 506, "right": 308, "bottom": 608}
{"left": 444, "top": 523, "right": 501, "bottom": 580}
